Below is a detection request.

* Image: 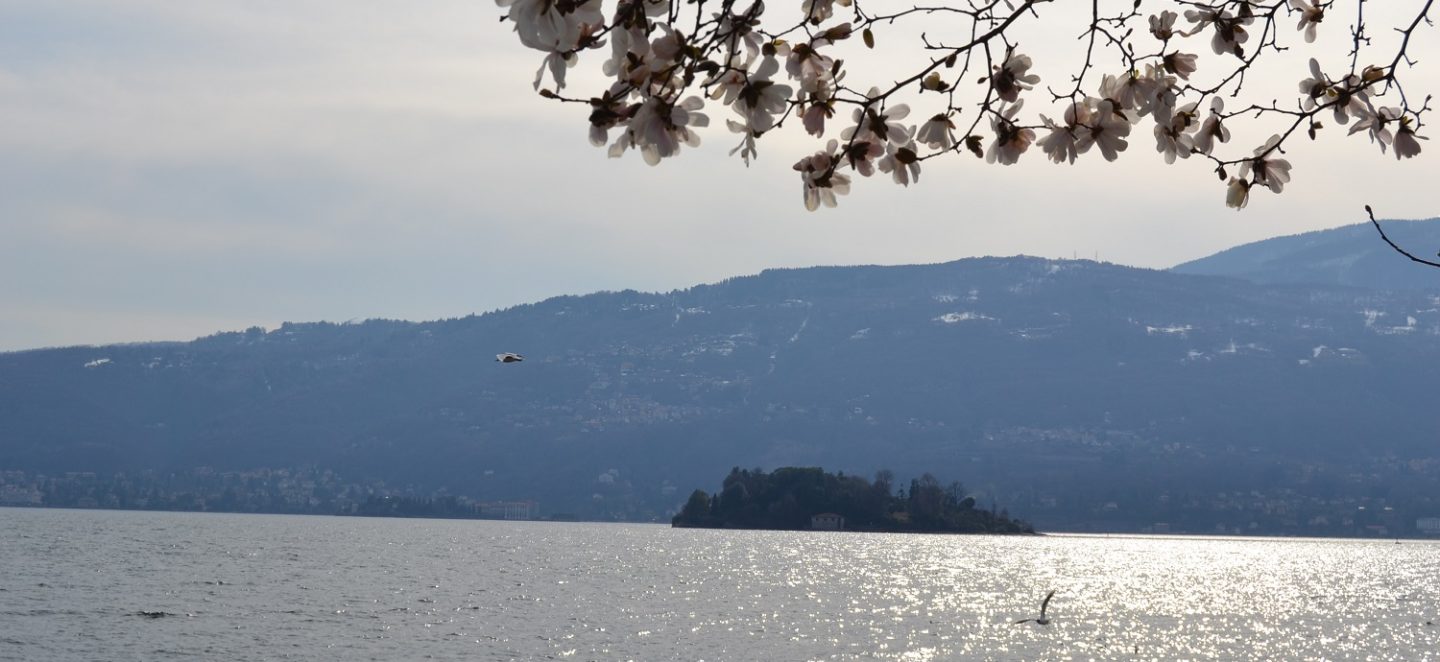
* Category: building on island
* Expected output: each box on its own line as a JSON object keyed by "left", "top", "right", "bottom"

{"left": 810, "top": 512, "right": 844, "bottom": 531}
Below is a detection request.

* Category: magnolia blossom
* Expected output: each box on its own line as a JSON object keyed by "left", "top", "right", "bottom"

{"left": 877, "top": 134, "right": 921, "bottom": 186}
{"left": 1038, "top": 101, "right": 1094, "bottom": 164}
{"left": 1184, "top": 8, "right": 1251, "bottom": 57}
{"left": 1163, "top": 52, "right": 1198, "bottom": 80}
{"left": 1393, "top": 117, "right": 1427, "bottom": 160}
{"left": 1100, "top": 68, "right": 1173, "bottom": 120}
{"left": 605, "top": 24, "right": 684, "bottom": 90}
{"left": 916, "top": 113, "right": 956, "bottom": 150}
{"left": 1298, "top": 58, "right": 1328, "bottom": 110}
{"left": 497, "top": 0, "right": 604, "bottom": 52}
{"left": 794, "top": 140, "right": 851, "bottom": 211}
{"left": 992, "top": 53, "right": 1040, "bottom": 103}
{"left": 1238, "top": 135, "right": 1292, "bottom": 194}
{"left": 842, "top": 90, "right": 912, "bottom": 145}
{"left": 614, "top": 0, "right": 670, "bottom": 25}
{"left": 1192, "top": 97, "right": 1231, "bottom": 155}
{"left": 1225, "top": 178, "right": 1251, "bottom": 209}
{"left": 801, "top": 0, "right": 852, "bottom": 24}
{"left": 1149, "top": 11, "right": 1177, "bottom": 40}
{"left": 842, "top": 139, "right": 885, "bottom": 177}
{"left": 1154, "top": 101, "right": 1199, "bottom": 164}
{"left": 985, "top": 101, "right": 1035, "bottom": 165}
{"left": 610, "top": 95, "right": 709, "bottom": 165}
{"left": 1348, "top": 106, "right": 1400, "bottom": 152}
{"left": 1290, "top": 0, "right": 1324, "bottom": 43}
{"left": 1326, "top": 74, "right": 1371, "bottom": 125}
{"left": 726, "top": 120, "right": 759, "bottom": 164}
{"left": 1076, "top": 99, "right": 1131, "bottom": 161}
{"left": 715, "top": 8, "right": 764, "bottom": 62}
{"left": 534, "top": 50, "right": 578, "bottom": 90}
{"left": 711, "top": 57, "right": 793, "bottom": 133}
{"left": 587, "top": 84, "right": 637, "bottom": 146}
{"left": 784, "top": 42, "right": 838, "bottom": 96}
{"left": 1143, "top": 64, "right": 1179, "bottom": 117}
{"left": 802, "top": 97, "right": 836, "bottom": 137}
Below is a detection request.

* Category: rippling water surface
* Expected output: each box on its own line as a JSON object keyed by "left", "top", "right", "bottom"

{"left": 2, "top": 509, "right": 1437, "bottom": 660}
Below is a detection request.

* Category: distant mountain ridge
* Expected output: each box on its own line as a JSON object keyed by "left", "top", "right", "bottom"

{"left": 1173, "top": 218, "right": 1440, "bottom": 290}
{"left": 4, "top": 232, "right": 1440, "bottom": 535}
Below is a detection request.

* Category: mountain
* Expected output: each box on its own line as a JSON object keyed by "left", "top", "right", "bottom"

{"left": 1173, "top": 218, "right": 1440, "bottom": 290}
{"left": 3, "top": 256, "right": 1440, "bottom": 534}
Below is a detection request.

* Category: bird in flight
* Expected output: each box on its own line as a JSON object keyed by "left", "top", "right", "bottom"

{"left": 495, "top": 353, "right": 524, "bottom": 363}
{"left": 1014, "top": 590, "right": 1056, "bottom": 625}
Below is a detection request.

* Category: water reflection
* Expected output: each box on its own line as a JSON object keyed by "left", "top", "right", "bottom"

{"left": 1, "top": 510, "right": 1437, "bottom": 660}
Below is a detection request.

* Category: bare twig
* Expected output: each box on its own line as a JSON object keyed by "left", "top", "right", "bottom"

{"left": 1365, "top": 205, "right": 1440, "bottom": 268}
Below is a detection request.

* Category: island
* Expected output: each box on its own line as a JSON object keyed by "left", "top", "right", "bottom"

{"left": 672, "top": 467, "right": 1034, "bottom": 534}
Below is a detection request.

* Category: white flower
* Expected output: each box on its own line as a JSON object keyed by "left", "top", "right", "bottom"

{"left": 1326, "top": 74, "right": 1371, "bottom": 126}
{"left": 605, "top": 24, "right": 683, "bottom": 90}
{"left": 612, "top": 95, "right": 709, "bottom": 165}
{"left": 841, "top": 139, "right": 885, "bottom": 177}
{"left": 1290, "top": 0, "right": 1324, "bottom": 43}
{"left": 801, "top": 0, "right": 852, "bottom": 24}
{"left": 1076, "top": 99, "right": 1131, "bottom": 161}
{"left": 916, "top": 113, "right": 956, "bottom": 150}
{"left": 1163, "top": 52, "right": 1198, "bottom": 81}
{"left": 1225, "top": 178, "right": 1251, "bottom": 209}
{"left": 842, "top": 89, "right": 912, "bottom": 145}
{"left": 715, "top": 8, "right": 763, "bottom": 62}
{"left": 1297, "top": 58, "right": 1328, "bottom": 111}
{"left": 1150, "top": 11, "right": 1178, "bottom": 40}
{"left": 785, "top": 42, "right": 838, "bottom": 96}
{"left": 1238, "top": 135, "right": 1292, "bottom": 194}
{"left": 1393, "top": 117, "right": 1427, "bottom": 160}
{"left": 793, "top": 140, "right": 851, "bottom": 210}
{"left": 587, "top": 84, "right": 636, "bottom": 146}
{"left": 1141, "top": 64, "right": 1179, "bottom": 118}
{"left": 1184, "top": 7, "right": 1250, "bottom": 57}
{"left": 992, "top": 53, "right": 1040, "bottom": 103}
{"left": 985, "top": 101, "right": 1035, "bottom": 165}
{"left": 1037, "top": 101, "right": 1091, "bottom": 164}
{"left": 1038, "top": 123, "right": 1078, "bottom": 164}
{"left": 614, "top": 0, "right": 670, "bottom": 26}
{"left": 533, "top": 50, "right": 578, "bottom": 90}
{"left": 725, "top": 119, "right": 759, "bottom": 164}
{"left": 1348, "top": 106, "right": 1399, "bottom": 152}
{"left": 802, "top": 96, "right": 836, "bottom": 137}
{"left": 1100, "top": 71, "right": 1162, "bottom": 120}
{"left": 712, "top": 57, "right": 793, "bottom": 133}
{"left": 1192, "top": 97, "right": 1231, "bottom": 155}
{"left": 1154, "top": 101, "right": 1199, "bottom": 164}
{"left": 877, "top": 133, "right": 921, "bottom": 186}
{"left": 497, "top": 0, "right": 604, "bottom": 52}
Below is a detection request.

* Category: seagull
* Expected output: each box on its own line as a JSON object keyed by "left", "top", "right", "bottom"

{"left": 1014, "top": 590, "right": 1056, "bottom": 625}
{"left": 495, "top": 353, "right": 524, "bottom": 363}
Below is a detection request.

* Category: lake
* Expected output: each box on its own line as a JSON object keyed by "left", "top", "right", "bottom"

{"left": 1, "top": 508, "right": 1436, "bottom": 660}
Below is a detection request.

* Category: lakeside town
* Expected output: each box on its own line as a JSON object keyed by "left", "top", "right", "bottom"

{"left": 4, "top": 466, "right": 1438, "bottom": 539}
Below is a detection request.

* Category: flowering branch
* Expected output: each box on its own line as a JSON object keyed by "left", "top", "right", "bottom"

{"left": 494, "top": 0, "right": 1434, "bottom": 210}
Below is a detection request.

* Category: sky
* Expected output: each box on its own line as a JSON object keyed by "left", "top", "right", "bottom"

{"left": 1, "top": 0, "right": 1436, "bottom": 352}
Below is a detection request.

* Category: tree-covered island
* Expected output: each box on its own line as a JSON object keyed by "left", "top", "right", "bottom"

{"left": 672, "top": 467, "right": 1033, "bottom": 534}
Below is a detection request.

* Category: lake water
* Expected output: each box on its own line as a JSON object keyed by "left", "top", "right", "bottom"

{"left": 1, "top": 509, "right": 1437, "bottom": 661}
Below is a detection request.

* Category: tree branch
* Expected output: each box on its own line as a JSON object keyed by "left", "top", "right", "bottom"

{"left": 1365, "top": 204, "right": 1440, "bottom": 268}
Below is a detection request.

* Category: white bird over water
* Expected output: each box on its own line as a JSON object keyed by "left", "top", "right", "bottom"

{"left": 495, "top": 353, "right": 524, "bottom": 363}
{"left": 1014, "top": 590, "right": 1056, "bottom": 625}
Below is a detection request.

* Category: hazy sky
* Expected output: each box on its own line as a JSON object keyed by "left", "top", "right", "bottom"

{"left": 1, "top": 0, "right": 1436, "bottom": 351}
